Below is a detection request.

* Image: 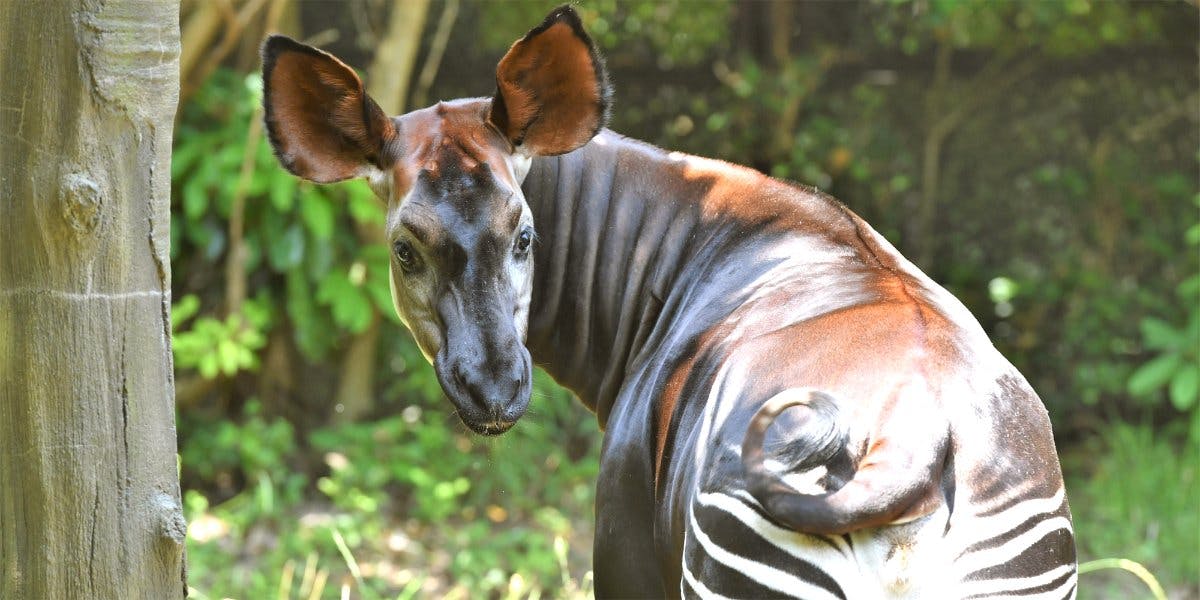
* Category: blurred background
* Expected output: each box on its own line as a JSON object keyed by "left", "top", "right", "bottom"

{"left": 171, "top": 1, "right": 1198, "bottom": 598}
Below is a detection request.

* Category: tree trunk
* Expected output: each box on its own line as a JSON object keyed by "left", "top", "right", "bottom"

{"left": 0, "top": 1, "right": 186, "bottom": 598}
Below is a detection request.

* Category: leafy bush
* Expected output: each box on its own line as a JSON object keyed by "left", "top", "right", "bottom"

{"left": 172, "top": 293, "right": 272, "bottom": 379}
{"left": 183, "top": 372, "right": 600, "bottom": 599}
{"left": 1127, "top": 199, "right": 1200, "bottom": 418}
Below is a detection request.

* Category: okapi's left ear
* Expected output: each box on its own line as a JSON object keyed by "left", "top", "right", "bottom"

{"left": 261, "top": 35, "right": 398, "bottom": 183}
{"left": 489, "top": 5, "right": 611, "bottom": 156}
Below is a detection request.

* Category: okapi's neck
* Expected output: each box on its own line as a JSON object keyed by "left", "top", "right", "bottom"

{"left": 520, "top": 131, "right": 843, "bottom": 426}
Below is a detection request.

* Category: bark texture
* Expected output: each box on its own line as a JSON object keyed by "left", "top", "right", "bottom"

{"left": 0, "top": 1, "right": 185, "bottom": 598}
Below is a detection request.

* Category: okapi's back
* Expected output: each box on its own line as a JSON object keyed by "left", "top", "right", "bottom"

{"left": 521, "top": 130, "right": 1074, "bottom": 598}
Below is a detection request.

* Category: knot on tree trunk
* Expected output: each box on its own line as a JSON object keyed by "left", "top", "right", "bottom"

{"left": 60, "top": 172, "right": 103, "bottom": 236}
{"left": 155, "top": 492, "right": 188, "bottom": 548}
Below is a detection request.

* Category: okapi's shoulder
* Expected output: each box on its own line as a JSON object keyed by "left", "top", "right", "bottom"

{"left": 595, "top": 134, "right": 908, "bottom": 275}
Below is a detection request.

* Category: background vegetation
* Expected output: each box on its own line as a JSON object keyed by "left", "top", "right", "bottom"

{"left": 171, "top": 1, "right": 1198, "bottom": 598}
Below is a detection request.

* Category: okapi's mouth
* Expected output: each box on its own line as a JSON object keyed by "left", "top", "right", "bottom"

{"left": 433, "top": 344, "right": 532, "bottom": 437}
{"left": 476, "top": 420, "right": 517, "bottom": 436}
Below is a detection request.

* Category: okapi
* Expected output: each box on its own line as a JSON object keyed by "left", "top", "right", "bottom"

{"left": 261, "top": 6, "right": 1076, "bottom": 599}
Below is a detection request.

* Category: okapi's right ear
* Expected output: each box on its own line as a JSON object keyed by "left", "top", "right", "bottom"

{"left": 261, "top": 35, "right": 398, "bottom": 183}
{"left": 489, "top": 5, "right": 611, "bottom": 156}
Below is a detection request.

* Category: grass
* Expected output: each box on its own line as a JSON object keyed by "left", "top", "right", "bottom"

{"left": 1066, "top": 420, "right": 1200, "bottom": 599}
{"left": 180, "top": 375, "right": 602, "bottom": 599}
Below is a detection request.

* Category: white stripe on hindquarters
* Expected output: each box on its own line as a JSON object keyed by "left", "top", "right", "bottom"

{"left": 686, "top": 502, "right": 846, "bottom": 600}
{"left": 957, "top": 563, "right": 1077, "bottom": 599}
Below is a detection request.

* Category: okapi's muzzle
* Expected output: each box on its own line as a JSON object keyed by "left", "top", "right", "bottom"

{"left": 433, "top": 293, "right": 532, "bottom": 436}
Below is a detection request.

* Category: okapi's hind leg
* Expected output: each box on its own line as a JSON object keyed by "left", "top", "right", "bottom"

{"left": 593, "top": 404, "right": 668, "bottom": 598}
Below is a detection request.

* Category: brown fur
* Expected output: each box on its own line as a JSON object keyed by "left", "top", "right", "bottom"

{"left": 261, "top": 36, "right": 397, "bottom": 183}
{"left": 490, "top": 7, "right": 610, "bottom": 156}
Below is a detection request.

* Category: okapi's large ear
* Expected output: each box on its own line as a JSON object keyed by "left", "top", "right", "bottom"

{"left": 489, "top": 5, "right": 611, "bottom": 156}
{"left": 261, "top": 35, "right": 398, "bottom": 183}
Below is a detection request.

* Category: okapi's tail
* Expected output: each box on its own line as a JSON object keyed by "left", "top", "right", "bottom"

{"left": 741, "top": 388, "right": 946, "bottom": 536}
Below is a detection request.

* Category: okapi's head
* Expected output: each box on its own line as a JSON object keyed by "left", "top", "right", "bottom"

{"left": 260, "top": 6, "right": 609, "bottom": 435}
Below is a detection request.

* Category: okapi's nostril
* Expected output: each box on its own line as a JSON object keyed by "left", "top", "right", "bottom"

{"left": 451, "top": 364, "right": 492, "bottom": 410}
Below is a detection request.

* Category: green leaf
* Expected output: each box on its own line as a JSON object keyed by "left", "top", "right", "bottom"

{"left": 361, "top": 246, "right": 397, "bottom": 319}
{"left": 1179, "top": 274, "right": 1200, "bottom": 301}
{"left": 1186, "top": 223, "right": 1200, "bottom": 246}
{"left": 1128, "top": 353, "right": 1181, "bottom": 397}
{"left": 199, "top": 353, "right": 220, "bottom": 379}
{"left": 1140, "top": 317, "right": 1183, "bottom": 351}
{"left": 1170, "top": 364, "right": 1200, "bottom": 411}
{"left": 241, "top": 296, "right": 274, "bottom": 331}
{"left": 218, "top": 338, "right": 240, "bottom": 376}
{"left": 267, "top": 224, "right": 305, "bottom": 271}
{"left": 172, "top": 294, "right": 202, "bottom": 330}
{"left": 183, "top": 178, "right": 208, "bottom": 220}
{"left": 316, "top": 271, "right": 349, "bottom": 304}
{"left": 287, "top": 271, "right": 327, "bottom": 360}
{"left": 345, "top": 181, "right": 385, "bottom": 225}
{"left": 269, "top": 172, "right": 297, "bottom": 212}
{"left": 333, "top": 287, "right": 373, "bottom": 333}
{"left": 236, "top": 345, "right": 255, "bottom": 370}
{"left": 171, "top": 141, "right": 201, "bottom": 179}
{"left": 299, "top": 189, "right": 335, "bottom": 239}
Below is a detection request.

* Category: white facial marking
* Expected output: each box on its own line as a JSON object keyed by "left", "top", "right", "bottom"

{"left": 508, "top": 205, "right": 535, "bottom": 342}
{"left": 510, "top": 154, "right": 533, "bottom": 185}
{"left": 384, "top": 186, "right": 444, "bottom": 364}
{"left": 367, "top": 168, "right": 392, "bottom": 196}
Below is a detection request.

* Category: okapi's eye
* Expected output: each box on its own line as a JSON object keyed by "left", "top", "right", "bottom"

{"left": 514, "top": 227, "right": 534, "bottom": 256}
{"left": 394, "top": 240, "right": 421, "bottom": 273}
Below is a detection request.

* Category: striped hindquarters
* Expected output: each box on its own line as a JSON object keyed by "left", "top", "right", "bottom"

{"left": 682, "top": 488, "right": 852, "bottom": 600}
{"left": 679, "top": 483, "right": 1077, "bottom": 599}
{"left": 954, "top": 487, "right": 1077, "bottom": 599}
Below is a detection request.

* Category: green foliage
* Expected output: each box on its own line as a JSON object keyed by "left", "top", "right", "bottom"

{"left": 1127, "top": 201, "right": 1200, "bottom": 416}
{"left": 1067, "top": 422, "right": 1199, "bottom": 595}
{"left": 183, "top": 373, "right": 599, "bottom": 599}
{"left": 171, "top": 69, "right": 397, "bottom": 371}
{"left": 307, "top": 369, "right": 597, "bottom": 594}
{"left": 172, "top": 294, "right": 271, "bottom": 379}
{"left": 1129, "top": 312, "right": 1200, "bottom": 411}
{"left": 181, "top": 400, "right": 302, "bottom": 487}
{"left": 876, "top": 0, "right": 1165, "bottom": 56}
{"left": 479, "top": 1, "right": 733, "bottom": 67}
